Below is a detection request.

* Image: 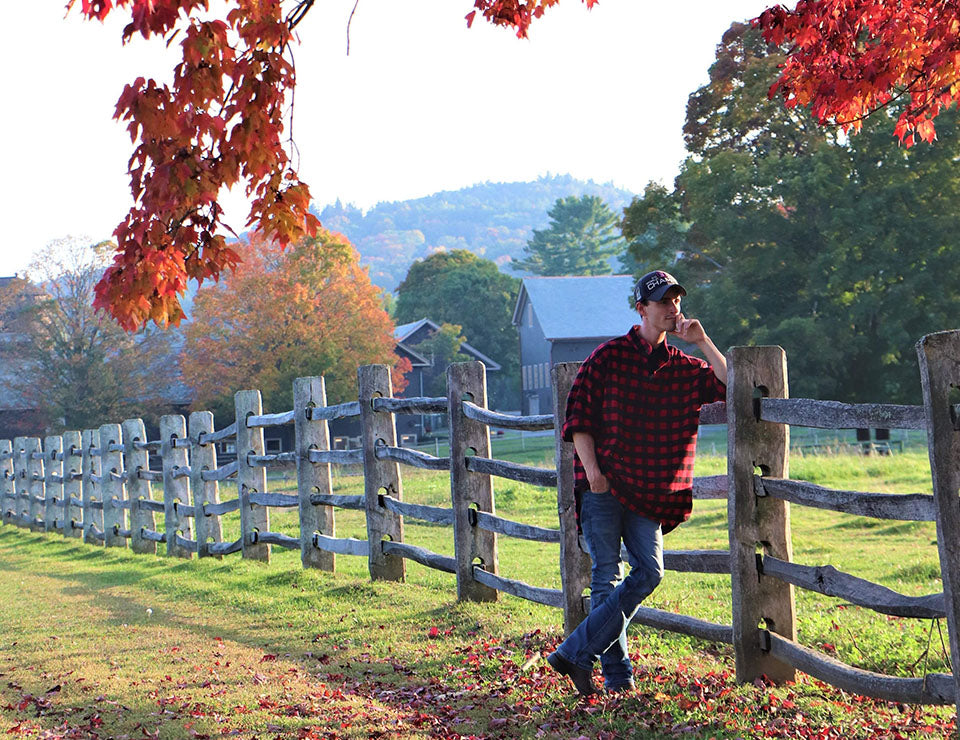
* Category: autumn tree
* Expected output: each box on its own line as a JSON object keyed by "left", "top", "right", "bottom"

{"left": 0, "top": 277, "right": 42, "bottom": 333}
{"left": 7, "top": 238, "right": 179, "bottom": 431}
{"left": 181, "top": 229, "right": 409, "bottom": 422}
{"left": 68, "top": 0, "right": 591, "bottom": 331}
{"left": 0, "top": 278, "right": 50, "bottom": 437}
{"left": 757, "top": 0, "right": 960, "bottom": 147}
{"left": 394, "top": 250, "right": 520, "bottom": 406}
{"left": 623, "top": 22, "right": 960, "bottom": 404}
{"left": 512, "top": 195, "right": 624, "bottom": 276}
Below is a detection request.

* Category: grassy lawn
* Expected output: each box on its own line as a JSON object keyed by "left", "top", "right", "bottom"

{"left": 1, "top": 447, "right": 955, "bottom": 738}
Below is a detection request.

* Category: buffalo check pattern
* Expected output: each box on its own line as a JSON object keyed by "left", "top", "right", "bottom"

{"left": 562, "top": 325, "right": 726, "bottom": 533}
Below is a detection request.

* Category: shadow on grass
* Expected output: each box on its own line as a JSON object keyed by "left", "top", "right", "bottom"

{"left": 1, "top": 544, "right": 518, "bottom": 736}
{"left": 1, "top": 529, "right": 747, "bottom": 738}
{"left": 2, "top": 528, "right": 954, "bottom": 740}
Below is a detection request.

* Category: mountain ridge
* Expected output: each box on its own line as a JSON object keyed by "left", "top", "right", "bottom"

{"left": 313, "top": 174, "right": 637, "bottom": 292}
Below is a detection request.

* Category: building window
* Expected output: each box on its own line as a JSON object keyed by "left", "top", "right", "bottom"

{"left": 522, "top": 365, "right": 528, "bottom": 390}
{"left": 526, "top": 303, "right": 533, "bottom": 328}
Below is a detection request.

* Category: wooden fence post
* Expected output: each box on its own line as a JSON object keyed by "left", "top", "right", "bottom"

{"left": 122, "top": 419, "right": 155, "bottom": 554}
{"left": 552, "top": 362, "right": 592, "bottom": 635}
{"left": 728, "top": 346, "right": 796, "bottom": 684}
{"left": 81, "top": 429, "right": 103, "bottom": 545}
{"left": 12, "top": 438, "right": 27, "bottom": 527}
{"left": 447, "top": 361, "right": 498, "bottom": 602}
{"left": 358, "top": 365, "right": 404, "bottom": 582}
{"left": 160, "top": 414, "right": 193, "bottom": 558}
{"left": 24, "top": 437, "right": 44, "bottom": 532}
{"left": 61, "top": 431, "right": 82, "bottom": 539}
{"left": 917, "top": 330, "right": 960, "bottom": 717}
{"left": 235, "top": 390, "right": 270, "bottom": 562}
{"left": 294, "top": 376, "right": 335, "bottom": 571}
{"left": 99, "top": 424, "right": 126, "bottom": 548}
{"left": 189, "top": 411, "right": 222, "bottom": 559}
{"left": 0, "top": 440, "right": 12, "bottom": 525}
{"left": 44, "top": 436, "right": 62, "bottom": 533}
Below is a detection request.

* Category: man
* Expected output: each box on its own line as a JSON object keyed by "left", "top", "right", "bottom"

{"left": 546, "top": 270, "right": 727, "bottom": 695}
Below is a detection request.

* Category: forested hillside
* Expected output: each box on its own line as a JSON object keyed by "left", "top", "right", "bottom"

{"left": 315, "top": 174, "right": 636, "bottom": 291}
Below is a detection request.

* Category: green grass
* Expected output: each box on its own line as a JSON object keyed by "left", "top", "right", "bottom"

{"left": 0, "top": 449, "right": 955, "bottom": 738}
{"left": 417, "top": 425, "right": 931, "bottom": 466}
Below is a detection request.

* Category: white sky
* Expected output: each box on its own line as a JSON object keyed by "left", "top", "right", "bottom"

{"left": 1, "top": 0, "right": 772, "bottom": 276}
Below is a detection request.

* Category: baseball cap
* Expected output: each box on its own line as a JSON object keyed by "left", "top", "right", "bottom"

{"left": 634, "top": 270, "right": 687, "bottom": 304}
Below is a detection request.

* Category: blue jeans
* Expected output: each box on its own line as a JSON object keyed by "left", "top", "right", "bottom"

{"left": 556, "top": 491, "right": 663, "bottom": 689}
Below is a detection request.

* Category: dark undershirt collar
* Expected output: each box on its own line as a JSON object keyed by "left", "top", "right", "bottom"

{"left": 629, "top": 325, "right": 670, "bottom": 371}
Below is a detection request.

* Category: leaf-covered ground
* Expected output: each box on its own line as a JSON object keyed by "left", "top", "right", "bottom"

{"left": 2, "top": 626, "right": 954, "bottom": 739}
{"left": 0, "top": 533, "right": 954, "bottom": 739}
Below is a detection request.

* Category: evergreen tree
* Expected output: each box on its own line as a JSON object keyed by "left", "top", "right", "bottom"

{"left": 513, "top": 195, "right": 625, "bottom": 276}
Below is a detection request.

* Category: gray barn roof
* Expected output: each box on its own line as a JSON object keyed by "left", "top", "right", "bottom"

{"left": 512, "top": 276, "right": 639, "bottom": 341}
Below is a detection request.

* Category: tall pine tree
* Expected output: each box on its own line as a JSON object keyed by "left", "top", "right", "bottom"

{"left": 513, "top": 195, "right": 624, "bottom": 276}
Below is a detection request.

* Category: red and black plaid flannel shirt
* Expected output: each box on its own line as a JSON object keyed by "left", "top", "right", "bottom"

{"left": 561, "top": 325, "right": 726, "bottom": 533}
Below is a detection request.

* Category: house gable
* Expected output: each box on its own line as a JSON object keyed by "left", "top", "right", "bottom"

{"left": 394, "top": 318, "right": 501, "bottom": 371}
{"left": 395, "top": 341, "right": 431, "bottom": 368}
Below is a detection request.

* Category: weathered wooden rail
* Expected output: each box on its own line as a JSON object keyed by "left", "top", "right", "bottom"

{"left": 3, "top": 331, "right": 960, "bottom": 717}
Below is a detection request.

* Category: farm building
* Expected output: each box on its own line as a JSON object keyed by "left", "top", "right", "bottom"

{"left": 390, "top": 318, "right": 502, "bottom": 444}
{"left": 512, "top": 275, "right": 640, "bottom": 416}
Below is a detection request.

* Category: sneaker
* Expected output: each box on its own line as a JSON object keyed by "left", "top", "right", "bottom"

{"left": 604, "top": 681, "right": 635, "bottom": 694}
{"left": 546, "top": 651, "right": 597, "bottom": 696}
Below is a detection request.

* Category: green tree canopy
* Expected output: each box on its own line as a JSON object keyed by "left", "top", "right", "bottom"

{"left": 622, "top": 22, "right": 960, "bottom": 404}
{"left": 513, "top": 195, "right": 624, "bottom": 276}
{"left": 395, "top": 250, "right": 520, "bottom": 407}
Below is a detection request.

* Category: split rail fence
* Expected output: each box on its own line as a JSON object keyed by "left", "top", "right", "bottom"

{"left": 4, "top": 332, "right": 960, "bottom": 716}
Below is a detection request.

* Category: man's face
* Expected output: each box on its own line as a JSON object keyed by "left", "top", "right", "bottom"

{"left": 637, "top": 287, "right": 683, "bottom": 333}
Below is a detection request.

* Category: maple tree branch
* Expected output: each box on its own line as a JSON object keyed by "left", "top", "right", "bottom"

{"left": 827, "top": 71, "right": 930, "bottom": 128}
{"left": 347, "top": 0, "right": 361, "bottom": 56}
{"left": 829, "top": 95, "right": 910, "bottom": 129}
{"left": 168, "top": 207, "right": 204, "bottom": 237}
{"left": 837, "top": 72, "right": 960, "bottom": 130}
{"left": 677, "top": 244, "right": 726, "bottom": 272}
{"left": 286, "top": 44, "right": 303, "bottom": 173}
{"left": 286, "top": 0, "right": 316, "bottom": 32}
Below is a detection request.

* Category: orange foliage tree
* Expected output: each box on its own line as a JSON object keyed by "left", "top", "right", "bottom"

{"left": 758, "top": 0, "right": 960, "bottom": 147}
{"left": 180, "top": 229, "right": 409, "bottom": 420}
{"left": 70, "top": 0, "right": 594, "bottom": 331}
